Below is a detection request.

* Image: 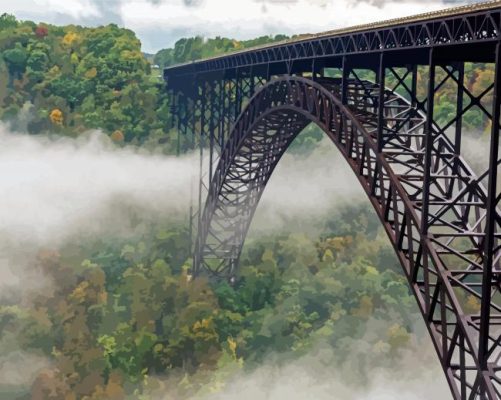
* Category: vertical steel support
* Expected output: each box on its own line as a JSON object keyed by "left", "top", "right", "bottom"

{"left": 197, "top": 80, "right": 205, "bottom": 275}
{"left": 176, "top": 93, "right": 184, "bottom": 151}
{"left": 218, "top": 77, "right": 224, "bottom": 150}
{"left": 190, "top": 96, "right": 196, "bottom": 150}
{"left": 341, "top": 56, "right": 350, "bottom": 105}
{"left": 221, "top": 76, "right": 227, "bottom": 150}
{"left": 312, "top": 58, "right": 324, "bottom": 81}
{"left": 377, "top": 53, "right": 385, "bottom": 153}
{"left": 249, "top": 67, "right": 255, "bottom": 96}
{"left": 410, "top": 64, "right": 418, "bottom": 108}
{"left": 235, "top": 69, "right": 241, "bottom": 118}
{"left": 450, "top": 62, "right": 464, "bottom": 202}
{"left": 168, "top": 91, "right": 180, "bottom": 155}
{"left": 454, "top": 62, "right": 465, "bottom": 159}
{"left": 478, "top": 41, "right": 501, "bottom": 394}
{"left": 422, "top": 49, "right": 436, "bottom": 314}
{"left": 209, "top": 81, "right": 215, "bottom": 184}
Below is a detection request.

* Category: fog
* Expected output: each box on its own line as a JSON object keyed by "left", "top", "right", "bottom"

{"left": 0, "top": 126, "right": 452, "bottom": 399}
{"left": 0, "top": 126, "right": 198, "bottom": 247}
{"left": 199, "top": 347, "right": 450, "bottom": 400}
{"left": 0, "top": 124, "right": 489, "bottom": 250}
{"left": 253, "top": 137, "right": 365, "bottom": 235}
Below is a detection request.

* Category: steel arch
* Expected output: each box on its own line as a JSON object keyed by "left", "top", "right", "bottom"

{"left": 193, "top": 76, "right": 501, "bottom": 399}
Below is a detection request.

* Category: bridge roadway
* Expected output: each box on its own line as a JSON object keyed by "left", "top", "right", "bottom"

{"left": 164, "top": 2, "right": 501, "bottom": 398}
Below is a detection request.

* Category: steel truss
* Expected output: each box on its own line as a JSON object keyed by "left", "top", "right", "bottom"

{"left": 176, "top": 59, "right": 501, "bottom": 398}
{"left": 164, "top": 4, "right": 501, "bottom": 399}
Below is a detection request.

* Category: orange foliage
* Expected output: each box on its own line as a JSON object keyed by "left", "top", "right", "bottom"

{"left": 84, "top": 67, "right": 97, "bottom": 79}
{"left": 110, "top": 130, "right": 125, "bottom": 142}
{"left": 50, "top": 108, "right": 64, "bottom": 125}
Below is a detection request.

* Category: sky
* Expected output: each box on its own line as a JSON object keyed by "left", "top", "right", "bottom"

{"left": 0, "top": 0, "right": 476, "bottom": 53}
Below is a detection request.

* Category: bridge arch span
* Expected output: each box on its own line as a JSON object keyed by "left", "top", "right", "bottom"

{"left": 193, "top": 75, "right": 501, "bottom": 398}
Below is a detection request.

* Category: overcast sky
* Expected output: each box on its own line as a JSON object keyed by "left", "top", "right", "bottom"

{"left": 1, "top": 0, "right": 476, "bottom": 53}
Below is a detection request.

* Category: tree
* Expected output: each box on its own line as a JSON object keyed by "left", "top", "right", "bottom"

{"left": 49, "top": 108, "right": 63, "bottom": 125}
{"left": 35, "top": 25, "right": 48, "bottom": 38}
{"left": 110, "top": 129, "right": 124, "bottom": 142}
{"left": 3, "top": 43, "right": 28, "bottom": 78}
{"left": 0, "top": 13, "right": 17, "bottom": 30}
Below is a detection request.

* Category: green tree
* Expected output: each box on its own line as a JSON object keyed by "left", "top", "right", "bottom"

{"left": 3, "top": 42, "right": 28, "bottom": 78}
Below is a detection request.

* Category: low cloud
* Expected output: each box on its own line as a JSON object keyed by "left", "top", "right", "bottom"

{"left": 251, "top": 137, "right": 366, "bottom": 234}
{"left": 199, "top": 358, "right": 450, "bottom": 400}
{"left": 0, "top": 351, "right": 49, "bottom": 388}
{"left": 148, "top": 335, "right": 451, "bottom": 400}
{"left": 0, "top": 127, "right": 197, "bottom": 247}
{"left": 0, "top": 126, "right": 197, "bottom": 303}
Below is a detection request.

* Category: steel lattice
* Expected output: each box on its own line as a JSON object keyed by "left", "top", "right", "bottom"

{"left": 188, "top": 74, "right": 501, "bottom": 399}
{"left": 164, "top": 3, "right": 501, "bottom": 398}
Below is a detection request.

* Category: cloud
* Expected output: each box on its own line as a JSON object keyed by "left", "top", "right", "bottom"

{"left": 3, "top": 0, "right": 101, "bottom": 20}
{"left": 183, "top": 0, "right": 204, "bottom": 6}
{"left": 122, "top": 0, "right": 469, "bottom": 51}
{"left": 3, "top": 0, "right": 121, "bottom": 31}
{"left": 2, "top": 0, "right": 476, "bottom": 52}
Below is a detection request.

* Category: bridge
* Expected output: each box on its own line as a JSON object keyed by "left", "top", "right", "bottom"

{"left": 164, "top": 2, "right": 501, "bottom": 398}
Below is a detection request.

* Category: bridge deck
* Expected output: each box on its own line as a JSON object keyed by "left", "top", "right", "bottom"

{"left": 164, "top": 0, "right": 501, "bottom": 80}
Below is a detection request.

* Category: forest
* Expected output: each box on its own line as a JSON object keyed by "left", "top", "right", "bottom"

{"left": 0, "top": 12, "right": 491, "bottom": 400}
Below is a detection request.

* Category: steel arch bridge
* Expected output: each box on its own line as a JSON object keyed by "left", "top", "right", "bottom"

{"left": 165, "top": 2, "right": 501, "bottom": 398}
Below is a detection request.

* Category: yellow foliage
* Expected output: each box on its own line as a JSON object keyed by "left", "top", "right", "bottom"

{"left": 352, "top": 295, "right": 373, "bottom": 319}
{"left": 326, "top": 236, "right": 353, "bottom": 252}
{"left": 62, "top": 32, "right": 79, "bottom": 46}
{"left": 232, "top": 40, "right": 243, "bottom": 50}
{"left": 47, "top": 65, "right": 60, "bottom": 80}
{"left": 464, "top": 295, "right": 481, "bottom": 314}
{"left": 98, "top": 291, "right": 108, "bottom": 304}
{"left": 50, "top": 108, "right": 63, "bottom": 125}
{"left": 84, "top": 67, "right": 97, "bottom": 79}
{"left": 227, "top": 336, "right": 237, "bottom": 357}
{"left": 322, "top": 248, "right": 334, "bottom": 262}
{"left": 70, "top": 281, "right": 89, "bottom": 302}
{"left": 70, "top": 53, "right": 79, "bottom": 65}
{"left": 372, "top": 340, "right": 390, "bottom": 354}
{"left": 208, "top": 379, "right": 226, "bottom": 393}
{"left": 110, "top": 130, "right": 124, "bottom": 142}
{"left": 387, "top": 324, "right": 410, "bottom": 348}
{"left": 261, "top": 249, "right": 275, "bottom": 263}
{"left": 193, "top": 317, "right": 212, "bottom": 331}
